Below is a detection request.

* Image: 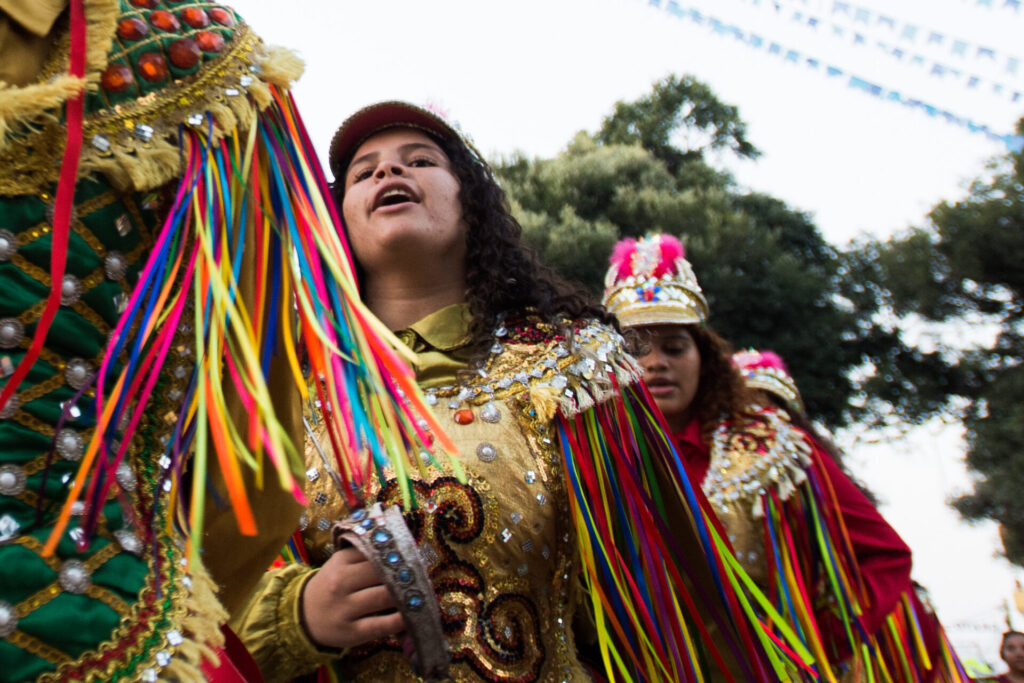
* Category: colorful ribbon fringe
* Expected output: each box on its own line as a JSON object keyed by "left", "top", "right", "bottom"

{"left": 556, "top": 381, "right": 815, "bottom": 681}
{"left": 38, "top": 86, "right": 458, "bottom": 558}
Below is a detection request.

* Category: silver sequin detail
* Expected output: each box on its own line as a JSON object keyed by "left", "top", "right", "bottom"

{"left": 167, "top": 629, "right": 184, "bottom": 646}
{"left": 187, "top": 113, "right": 205, "bottom": 126}
{"left": 64, "top": 358, "right": 94, "bottom": 390}
{"left": 142, "top": 669, "right": 158, "bottom": 683}
{"left": 0, "top": 395, "right": 20, "bottom": 420}
{"left": 0, "top": 465, "right": 26, "bottom": 496}
{"left": 509, "top": 511, "right": 523, "bottom": 524}
{"left": 239, "top": 74, "right": 254, "bottom": 87}
{"left": 298, "top": 514, "right": 309, "bottom": 531}
{"left": 524, "top": 470, "right": 537, "bottom": 484}
{"left": 0, "top": 230, "right": 16, "bottom": 262}
{"left": 317, "top": 518, "right": 330, "bottom": 531}
{"left": 306, "top": 467, "right": 320, "bottom": 482}
{"left": 156, "top": 650, "right": 171, "bottom": 667}
{"left": 476, "top": 442, "right": 497, "bottom": 463}
{"left": 0, "top": 601, "right": 17, "bottom": 638}
{"left": 116, "top": 461, "right": 137, "bottom": 492}
{"left": 0, "top": 515, "right": 19, "bottom": 542}
{"left": 115, "top": 529, "right": 143, "bottom": 555}
{"left": 134, "top": 124, "right": 154, "bottom": 143}
{"left": 224, "top": 87, "right": 241, "bottom": 97}
{"left": 501, "top": 528, "right": 512, "bottom": 543}
{"left": 104, "top": 251, "right": 127, "bottom": 281}
{"left": 58, "top": 559, "right": 91, "bottom": 593}
{"left": 536, "top": 493, "right": 547, "bottom": 505}
{"left": 56, "top": 429, "right": 84, "bottom": 462}
{"left": 0, "top": 318, "right": 24, "bottom": 349}
{"left": 90, "top": 134, "right": 111, "bottom": 152}
{"left": 480, "top": 402, "right": 501, "bottom": 423}
{"left": 60, "top": 274, "right": 82, "bottom": 306}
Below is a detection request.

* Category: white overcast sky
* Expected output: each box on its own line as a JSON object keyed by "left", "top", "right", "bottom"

{"left": 231, "top": 0, "right": 1024, "bottom": 667}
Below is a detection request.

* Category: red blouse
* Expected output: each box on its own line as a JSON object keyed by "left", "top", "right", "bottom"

{"left": 672, "top": 417, "right": 913, "bottom": 638}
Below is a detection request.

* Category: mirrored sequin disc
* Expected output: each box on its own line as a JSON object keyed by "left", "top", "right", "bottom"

{"left": 0, "top": 318, "right": 24, "bottom": 349}
{"left": 116, "top": 461, "right": 137, "bottom": 492}
{"left": 0, "top": 230, "right": 16, "bottom": 262}
{"left": 0, "top": 465, "right": 26, "bottom": 496}
{"left": 64, "top": 358, "right": 94, "bottom": 390}
{"left": 476, "top": 442, "right": 497, "bottom": 463}
{"left": 60, "top": 275, "right": 82, "bottom": 306}
{"left": 480, "top": 402, "right": 501, "bottom": 423}
{"left": 58, "top": 559, "right": 91, "bottom": 593}
{"left": 0, "top": 395, "right": 19, "bottom": 420}
{"left": 0, "top": 601, "right": 17, "bottom": 637}
{"left": 115, "top": 529, "right": 143, "bottom": 555}
{"left": 56, "top": 429, "right": 84, "bottom": 462}
{"left": 104, "top": 251, "right": 128, "bottom": 280}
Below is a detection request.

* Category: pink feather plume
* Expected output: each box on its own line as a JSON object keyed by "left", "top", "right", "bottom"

{"left": 733, "top": 349, "right": 791, "bottom": 375}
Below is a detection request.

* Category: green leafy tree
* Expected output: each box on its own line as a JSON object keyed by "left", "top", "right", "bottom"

{"left": 495, "top": 75, "right": 891, "bottom": 428}
{"left": 841, "top": 119, "right": 1024, "bottom": 564}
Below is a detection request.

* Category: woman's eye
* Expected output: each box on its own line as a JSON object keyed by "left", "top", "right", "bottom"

{"left": 351, "top": 168, "right": 372, "bottom": 183}
{"left": 410, "top": 157, "right": 436, "bottom": 168}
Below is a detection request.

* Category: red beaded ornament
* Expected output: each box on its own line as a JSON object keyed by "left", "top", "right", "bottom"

{"left": 148, "top": 10, "right": 180, "bottom": 32}
{"left": 100, "top": 64, "right": 134, "bottom": 93}
{"left": 195, "top": 31, "right": 225, "bottom": 53}
{"left": 209, "top": 7, "right": 235, "bottom": 26}
{"left": 137, "top": 53, "right": 169, "bottom": 82}
{"left": 453, "top": 409, "right": 475, "bottom": 425}
{"left": 179, "top": 8, "right": 210, "bottom": 29}
{"left": 116, "top": 17, "right": 148, "bottom": 41}
{"left": 167, "top": 38, "right": 201, "bottom": 69}
{"left": 129, "top": 0, "right": 159, "bottom": 8}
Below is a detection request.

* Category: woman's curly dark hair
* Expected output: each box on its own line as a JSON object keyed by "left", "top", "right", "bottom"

{"left": 330, "top": 129, "right": 613, "bottom": 367}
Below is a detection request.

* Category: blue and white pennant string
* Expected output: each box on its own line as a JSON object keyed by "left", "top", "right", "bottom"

{"left": 643, "top": 0, "right": 1024, "bottom": 151}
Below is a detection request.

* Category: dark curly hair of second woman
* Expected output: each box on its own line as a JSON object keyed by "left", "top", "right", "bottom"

{"left": 330, "top": 130, "right": 614, "bottom": 368}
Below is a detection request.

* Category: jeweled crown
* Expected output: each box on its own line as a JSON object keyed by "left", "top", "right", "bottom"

{"left": 601, "top": 234, "right": 709, "bottom": 328}
{"left": 733, "top": 349, "right": 805, "bottom": 415}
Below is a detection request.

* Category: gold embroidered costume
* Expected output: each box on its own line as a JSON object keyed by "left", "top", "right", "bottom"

{"left": 237, "top": 304, "right": 636, "bottom": 682}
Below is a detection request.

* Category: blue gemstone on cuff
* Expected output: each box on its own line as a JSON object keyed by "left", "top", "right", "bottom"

{"left": 406, "top": 591, "right": 425, "bottom": 611}
{"left": 360, "top": 518, "right": 374, "bottom": 529}
{"left": 386, "top": 550, "right": 401, "bottom": 564}
{"left": 372, "top": 529, "right": 392, "bottom": 545}
{"left": 397, "top": 568, "right": 413, "bottom": 585}
{"left": 351, "top": 509, "right": 368, "bottom": 522}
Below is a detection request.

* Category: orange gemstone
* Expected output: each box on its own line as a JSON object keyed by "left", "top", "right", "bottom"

{"left": 149, "top": 10, "right": 180, "bottom": 32}
{"left": 453, "top": 409, "right": 475, "bottom": 425}
{"left": 129, "top": 0, "right": 159, "bottom": 7}
{"left": 137, "top": 52, "right": 168, "bottom": 82}
{"left": 167, "top": 38, "right": 200, "bottom": 69}
{"left": 101, "top": 64, "right": 134, "bottom": 92}
{"left": 116, "top": 17, "right": 149, "bottom": 41}
{"left": 209, "top": 8, "right": 235, "bottom": 26}
{"left": 195, "top": 30, "right": 224, "bottom": 53}
{"left": 180, "top": 8, "right": 210, "bottom": 28}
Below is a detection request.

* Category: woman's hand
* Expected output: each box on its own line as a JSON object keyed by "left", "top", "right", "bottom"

{"left": 301, "top": 546, "right": 405, "bottom": 650}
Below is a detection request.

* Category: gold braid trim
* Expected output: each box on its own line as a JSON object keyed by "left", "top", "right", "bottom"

{"left": 77, "top": 29, "right": 303, "bottom": 193}
{"left": 0, "top": 0, "right": 119, "bottom": 150}
{"left": 0, "top": 16, "right": 305, "bottom": 196}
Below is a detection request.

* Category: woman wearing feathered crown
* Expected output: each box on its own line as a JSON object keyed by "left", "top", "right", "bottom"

{"left": 601, "top": 233, "right": 961, "bottom": 682}
{"left": 232, "top": 103, "right": 819, "bottom": 682}
{"left": 733, "top": 348, "right": 971, "bottom": 683}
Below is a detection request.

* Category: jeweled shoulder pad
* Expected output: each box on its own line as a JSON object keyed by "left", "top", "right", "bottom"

{"left": 424, "top": 316, "right": 642, "bottom": 422}
{"left": 703, "top": 406, "right": 814, "bottom": 517}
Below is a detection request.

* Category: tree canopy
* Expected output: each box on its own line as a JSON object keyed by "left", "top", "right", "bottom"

{"left": 840, "top": 119, "right": 1024, "bottom": 565}
{"left": 496, "top": 74, "right": 903, "bottom": 429}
